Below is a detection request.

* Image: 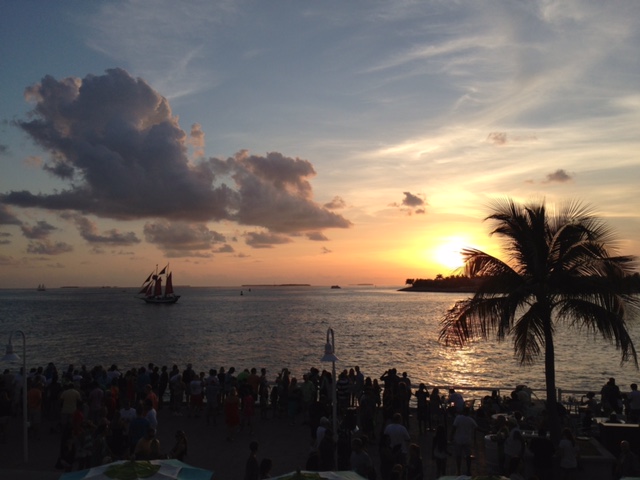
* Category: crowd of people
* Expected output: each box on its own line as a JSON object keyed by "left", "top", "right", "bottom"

{"left": 0, "top": 361, "right": 453, "bottom": 478}
{"left": 2, "top": 362, "right": 640, "bottom": 479}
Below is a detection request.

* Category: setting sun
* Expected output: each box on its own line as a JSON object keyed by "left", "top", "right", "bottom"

{"left": 433, "top": 238, "right": 467, "bottom": 272}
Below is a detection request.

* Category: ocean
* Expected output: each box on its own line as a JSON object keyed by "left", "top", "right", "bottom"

{"left": 1, "top": 285, "right": 639, "bottom": 399}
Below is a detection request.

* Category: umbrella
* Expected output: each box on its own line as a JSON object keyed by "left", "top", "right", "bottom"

{"left": 271, "top": 471, "right": 365, "bottom": 480}
{"left": 59, "top": 459, "right": 213, "bottom": 480}
{"left": 435, "top": 477, "right": 509, "bottom": 480}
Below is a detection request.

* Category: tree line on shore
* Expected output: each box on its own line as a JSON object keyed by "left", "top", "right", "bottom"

{"left": 402, "top": 272, "right": 640, "bottom": 293}
{"left": 402, "top": 275, "right": 481, "bottom": 292}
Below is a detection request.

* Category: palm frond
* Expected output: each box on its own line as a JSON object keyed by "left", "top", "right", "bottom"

{"left": 462, "top": 248, "right": 514, "bottom": 278}
{"left": 557, "top": 297, "right": 638, "bottom": 367}
{"left": 512, "top": 303, "right": 548, "bottom": 365}
{"left": 439, "top": 291, "right": 531, "bottom": 347}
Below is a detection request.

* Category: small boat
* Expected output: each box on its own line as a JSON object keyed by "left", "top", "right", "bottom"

{"left": 37, "top": 284, "right": 46, "bottom": 291}
{"left": 136, "top": 264, "right": 180, "bottom": 304}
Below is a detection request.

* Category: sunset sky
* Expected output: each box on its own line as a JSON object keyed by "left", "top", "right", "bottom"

{"left": 1, "top": 1, "right": 639, "bottom": 288}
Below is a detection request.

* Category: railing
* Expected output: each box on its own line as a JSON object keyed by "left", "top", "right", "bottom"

{"left": 161, "top": 382, "right": 600, "bottom": 412}
{"left": 411, "top": 385, "right": 601, "bottom": 408}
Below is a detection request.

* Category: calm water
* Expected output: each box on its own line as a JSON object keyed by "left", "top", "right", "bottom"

{"left": 1, "top": 286, "right": 640, "bottom": 397}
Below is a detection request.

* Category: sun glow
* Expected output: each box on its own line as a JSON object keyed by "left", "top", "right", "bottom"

{"left": 433, "top": 238, "right": 467, "bottom": 272}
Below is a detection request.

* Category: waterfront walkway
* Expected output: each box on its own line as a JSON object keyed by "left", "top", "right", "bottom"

{"left": 0, "top": 405, "right": 489, "bottom": 480}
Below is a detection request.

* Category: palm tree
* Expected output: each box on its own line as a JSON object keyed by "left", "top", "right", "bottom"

{"left": 439, "top": 198, "right": 639, "bottom": 443}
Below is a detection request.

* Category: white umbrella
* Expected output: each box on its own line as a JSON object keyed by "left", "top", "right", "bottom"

{"left": 59, "top": 459, "right": 213, "bottom": 480}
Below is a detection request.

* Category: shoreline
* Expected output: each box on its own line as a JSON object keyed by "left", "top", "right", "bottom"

{"left": 398, "top": 286, "right": 477, "bottom": 293}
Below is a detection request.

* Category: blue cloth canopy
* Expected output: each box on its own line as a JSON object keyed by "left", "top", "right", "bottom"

{"left": 58, "top": 459, "right": 213, "bottom": 480}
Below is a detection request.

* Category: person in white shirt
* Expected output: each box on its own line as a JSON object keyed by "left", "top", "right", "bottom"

{"left": 627, "top": 383, "right": 640, "bottom": 423}
{"left": 144, "top": 398, "right": 158, "bottom": 430}
{"left": 119, "top": 399, "right": 137, "bottom": 434}
{"left": 383, "top": 412, "right": 411, "bottom": 465}
{"left": 503, "top": 417, "right": 525, "bottom": 476}
{"left": 450, "top": 407, "right": 478, "bottom": 476}
{"left": 189, "top": 373, "right": 204, "bottom": 417}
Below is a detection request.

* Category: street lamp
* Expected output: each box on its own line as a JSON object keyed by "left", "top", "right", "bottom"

{"left": 320, "top": 328, "right": 339, "bottom": 449}
{"left": 2, "top": 330, "right": 28, "bottom": 464}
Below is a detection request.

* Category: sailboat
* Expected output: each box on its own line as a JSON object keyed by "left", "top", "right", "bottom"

{"left": 37, "top": 284, "right": 46, "bottom": 291}
{"left": 136, "top": 264, "right": 181, "bottom": 304}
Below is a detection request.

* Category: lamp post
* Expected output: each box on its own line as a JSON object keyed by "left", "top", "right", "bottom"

{"left": 2, "top": 330, "right": 28, "bottom": 464}
{"left": 320, "top": 327, "right": 339, "bottom": 454}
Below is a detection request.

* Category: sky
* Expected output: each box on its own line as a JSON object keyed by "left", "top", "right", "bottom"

{"left": 1, "top": 1, "right": 639, "bottom": 288}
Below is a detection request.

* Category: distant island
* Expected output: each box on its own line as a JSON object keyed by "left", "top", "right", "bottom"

{"left": 241, "top": 284, "right": 311, "bottom": 287}
{"left": 401, "top": 272, "right": 640, "bottom": 293}
{"left": 399, "top": 275, "right": 483, "bottom": 293}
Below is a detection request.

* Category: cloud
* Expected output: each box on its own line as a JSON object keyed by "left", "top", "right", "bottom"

{"left": 21, "top": 220, "right": 57, "bottom": 240}
{"left": 245, "top": 231, "right": 293, "bottom": 249}
{"left": 84, "top": 1, "right": 228, "bottom": 100}
{"left": 390, "top": 191, "right": 427, "bottom": 215}
{"left": 209, "top": 150, "right": 352, "bottom": 233}
{"left": 306, "top": 232, "right": 328, "bottom": 241}
{"left": 321, "top": 246, "right": 332, "bottom": 254}
{"left": 24, "top": 156, "right": 43, "bottom": 168}
{"left": 26, "top": 240, "right": 73, "bottom": 255}
{"left": 46, "top": 262, "right": 65, "bottom": 269}
{"left": 4, "top": 69, "right": 350, "bottom": 240}
{"left": 189, "top": 123, "right": 205, "bottom": 158}
{"left": 214, "top": 244, "right": 234, "bottom": 253}
{"left": 487, "top": 132, "right": 508, "bottom": 145}
{"left": 60, "top": 212, "right": 140, "bottom": 245}
{"left": 143, "top": 220, "right": 226, "bottom": 253}
{"left": 401, "top": 191, "right": 426, "bottom": 208}
{"left": 543, "top": 169, "right": 572, "bottom": 183}
{"left": 0, "top": 255, "right": 21, "bottom": 266}
{"left": 487, "top": 132, "right": 538, "bottom": 146}
{"left": 0, "top": 204, "right": 22, "bottom": 225}
{"left": 8, "top": 68, "right": 231, "bottom": 221}
{"left": 324, "top": 196, "right": 346, "bottom": 209}
{"left": 0, "top": 232, "right": 11, "bottom": 245}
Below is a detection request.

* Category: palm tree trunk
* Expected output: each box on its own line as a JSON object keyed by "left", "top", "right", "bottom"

{"left": 543, "top": 317, "right": 561, "bottom": 445}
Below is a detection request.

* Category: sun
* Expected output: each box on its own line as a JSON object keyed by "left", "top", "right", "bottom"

{"left": 433, "top": 238, "right": 467, "bottom": 272}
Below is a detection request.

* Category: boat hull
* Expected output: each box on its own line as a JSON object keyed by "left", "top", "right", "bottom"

{"left": 139, "top": 295, "right": 181, "bottom": 304}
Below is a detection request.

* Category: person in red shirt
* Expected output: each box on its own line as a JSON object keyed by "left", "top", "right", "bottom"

{"left": 145, "top": 384, "right": 159, "bottom": 411}
{"left": 27, "top": 380, "right": 43, "bottom": 439}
